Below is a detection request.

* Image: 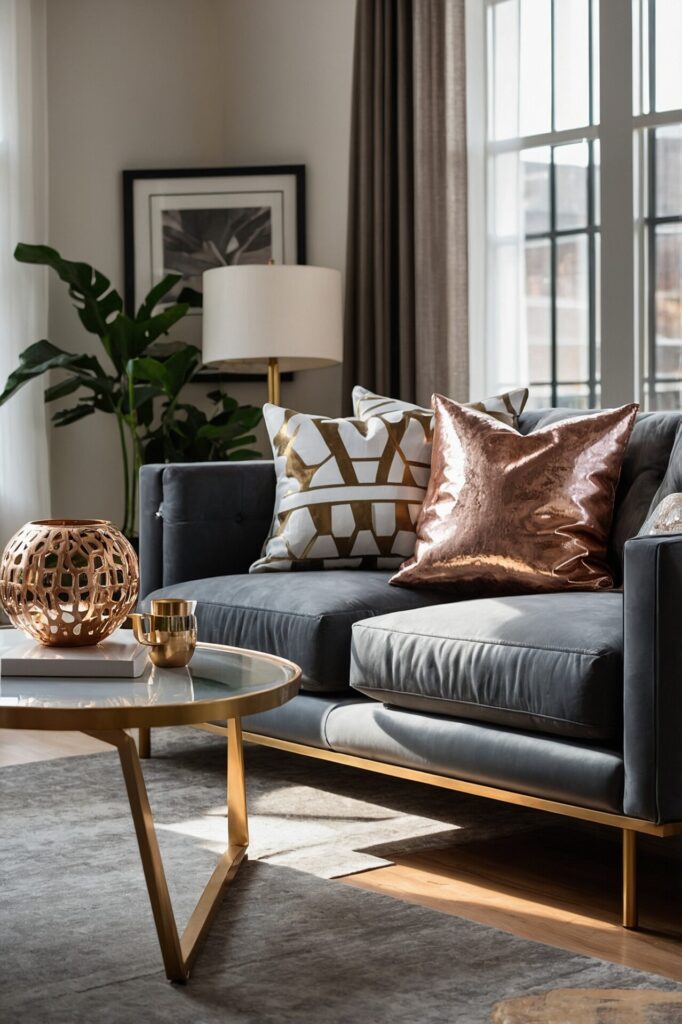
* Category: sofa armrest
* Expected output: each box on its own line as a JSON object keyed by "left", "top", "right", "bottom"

{"left": 138, "top": 461, "right": 276, "bottom": 599}
{"left": 139, "top": 465, "right": 165, "bottom": 598}
{"left": 623, "top": 533, "right": 682, "bottom": 823}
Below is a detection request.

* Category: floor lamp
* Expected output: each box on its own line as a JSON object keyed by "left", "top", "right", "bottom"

{"left": 201, "top": 265, "right": 343, "bottom": 405}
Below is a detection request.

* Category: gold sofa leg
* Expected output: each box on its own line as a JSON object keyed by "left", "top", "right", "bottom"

{"left": 138, "top": 727, "right": 151, "bottom": 759}
{"left": 622, "top": 828, "right": 638, "bottom": 928}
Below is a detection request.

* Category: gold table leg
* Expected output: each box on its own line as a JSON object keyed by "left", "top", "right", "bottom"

{"left": 138, "top": 726, "right": 151, "bottom": 759}
{"left": 84, "top": 719, "right": 248, "bottom": 982}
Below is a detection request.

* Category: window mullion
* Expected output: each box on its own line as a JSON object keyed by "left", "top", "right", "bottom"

{"left": 587, "top": 140, "right": 597, "bottom": 406}
{"left": 549, "top": 149, "right": 558, "bottom": 406}
{"left": 646, "top": 128, "right": 657, "bottom": 404}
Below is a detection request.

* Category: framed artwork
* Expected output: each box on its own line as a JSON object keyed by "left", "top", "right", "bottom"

{"left": 122, "top": 165, "right": 305, "bottom": 381}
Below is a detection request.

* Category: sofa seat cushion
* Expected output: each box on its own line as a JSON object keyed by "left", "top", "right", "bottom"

{"left": 350, "top": 592, "right": 624, "bottom": 741}
{"left": 145, "top": 571, "right": 449, "bottom": 692}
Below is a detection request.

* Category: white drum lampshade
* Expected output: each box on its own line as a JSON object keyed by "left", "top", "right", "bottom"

{"left": 202, "top": 264, "right": 343, "bottom": 405}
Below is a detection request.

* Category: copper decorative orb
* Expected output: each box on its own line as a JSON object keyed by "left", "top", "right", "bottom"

{"left": 0, "top": 519, "right": 139, "bottom": 646}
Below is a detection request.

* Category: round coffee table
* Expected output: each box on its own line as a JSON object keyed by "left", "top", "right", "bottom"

{"left": 0, "top": 641, "right": 300, "bottom": 982}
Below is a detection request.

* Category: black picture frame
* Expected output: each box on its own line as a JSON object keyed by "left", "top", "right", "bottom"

{"left": 122, "top": 165, "right": 306, "bottom": 383}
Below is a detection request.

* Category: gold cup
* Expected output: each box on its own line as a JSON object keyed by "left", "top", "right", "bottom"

{"left": 129, "top": 599, "right": 197, "bottom": 668}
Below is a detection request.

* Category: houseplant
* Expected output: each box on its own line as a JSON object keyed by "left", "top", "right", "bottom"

{"left": 0, "top": 244, "right": 262, "bottom": 537}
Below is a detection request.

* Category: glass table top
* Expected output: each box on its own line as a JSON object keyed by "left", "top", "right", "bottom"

{"left": 0, "top": 636, "right": 299, "bottom": 728}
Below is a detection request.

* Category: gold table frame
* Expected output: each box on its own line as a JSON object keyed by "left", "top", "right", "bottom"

{"left": 0, "top": 642, "right": 300, "bottom": 983}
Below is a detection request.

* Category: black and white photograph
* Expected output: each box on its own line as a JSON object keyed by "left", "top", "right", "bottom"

{"left": 161, "top": 205, "right": 273, "bottom": 299}
{"left": 123, "top": 165, "right": 306, "bottom": 371}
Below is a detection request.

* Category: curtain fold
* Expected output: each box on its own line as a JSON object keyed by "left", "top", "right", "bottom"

{"left": 0, "top": 0, "right": 50, "bottom": 545}
{"left": 344, "top": 0, "right": 469, "bottom": 410}
{"left": 344, "top": 0, "right": 415, "bottom": 409}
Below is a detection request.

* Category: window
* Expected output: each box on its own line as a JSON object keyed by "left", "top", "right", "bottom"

{"left": 635, "top": 1, "right": 682, "bottom": 409}
{"left": 477, "top": 0, "right": 682, "bottom": 411}
{"left": 487, "top": 0, "right": 600, "bottom": 410}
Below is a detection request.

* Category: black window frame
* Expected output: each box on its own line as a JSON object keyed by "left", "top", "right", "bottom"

{"left": 643, "top": 0, "right": 682, "bottom": 408}
{"left": 524, "top": 140, "right": 600, "bottom": 408}
{"left": 519, "top": 0, "right": 600, "bottom": 409}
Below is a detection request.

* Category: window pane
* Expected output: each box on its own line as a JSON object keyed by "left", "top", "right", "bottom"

{"left": 492, "top": 242, "right": 527, "bottom": 385}
{"left": 492, "top": 0, "right": 519, "bottom": 140}
{"left": 591, "top": 0, "right": 600, "bottom": 123}
{"left": 651, "top": 382, "right": 682, "bottom": 410}
{"left": 655, "top": 225, "right": 682, "bottom": 383}
{"left": 656, "top": 125, "right": 682, "bottom": 218}
{"left": 554, "top": 0, "right": 590, "bottom": 130}
{"left": 522, "top": 147, "right": 551, "bottom": 234}
{"left": 519, "top": 0, "right": 551, "bottom": 136}
{"left": 493, "top": 152, "right": 521, "bottom": 238}
{"left": 556, "top": 236, "right": 589, "bottom": 380}
{"left": 555, "top": 141, "right": 589, "bottom": 230}
{"left": 556, "top": 384, "right": 590, "bottom": 409}
{"left": 525, "top": 240, "right": 552, "bottom": 381}
{"left": 655, "top": 0, "right": 682, "bottom": 112}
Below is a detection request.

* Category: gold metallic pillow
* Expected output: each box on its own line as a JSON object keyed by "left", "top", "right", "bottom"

{"left": 250, "top": 403, "right": 432, "bottom": 572}
{"left": 352, "top": 384, "right": 529, "bottom": 429}
{"left": 391, "top": 396, "right": 638, "bottom": 595}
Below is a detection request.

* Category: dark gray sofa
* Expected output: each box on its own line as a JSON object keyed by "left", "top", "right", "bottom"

{"left": 139, "top": 407, "right": 682, "bottom": 927}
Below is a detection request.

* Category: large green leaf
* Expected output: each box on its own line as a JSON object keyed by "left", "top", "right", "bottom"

{"left": 131, "top": 346, "right": 201, "bottom": 397}
{"left": 136, "top": 396, "right": 156, "bottom": 429}
{"left": 128, "top": 357, "right": 171, "bottom": 392}
{"left": 162, "top": 346, "right": 201, "bottom": 393}
{"left": 14, "top": 244, "right": 123, "bottom": 364}
{"left": 119, "top": 305, "right": 190, "bottom": 363}
{"left": 43, "top": 376, "right": 86, "bottom": 403}
{"left": 106, "top": 314, "right": 139, "bottom": 368}
{"left": 136, "top": 303, "right": 190, "bottom": 345}
{"left": 135, "top": 274, "right": 181, "bottom": 322}
{"left": 51, "top": 402, "right": 96, "bottom": 427}
{"left": 196, "top": 422, "right": 250, "bottom": 441}
{"left": 176, "top": 286, "right": 203, "bottom": 308}
{"left": 107, "top": 306, "right": 190, "bottom": 368}
{"left": 132, "top": 384, "right": 163, "bottom": 410}
{"left": 0, "top": 340, "right": 113, "bottom": 406}
{"left": 212, "top": 404, "right": 262, "bottom": 431}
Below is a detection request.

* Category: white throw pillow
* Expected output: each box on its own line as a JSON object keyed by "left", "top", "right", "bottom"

{"left": 352, "top": 384, "right": 529, "bottom": 429}
{"left": 250, "top": 403, "right": 432, "bottom": 572}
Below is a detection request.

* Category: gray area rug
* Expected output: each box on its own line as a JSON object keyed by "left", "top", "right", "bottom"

{"left": 1, "top": 727, "right": 681, "bottom": 1023}
{"left": 151, "top": 726, "right": 546, "bottom": 878}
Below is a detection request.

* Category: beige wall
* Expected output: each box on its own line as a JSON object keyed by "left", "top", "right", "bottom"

{"left": 46, "top": 0, "right": 355, "bottom": 525}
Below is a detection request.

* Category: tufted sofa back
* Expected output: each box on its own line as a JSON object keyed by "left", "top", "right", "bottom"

{"left": 518, "top": 407, "right": 682, "bottom": 574}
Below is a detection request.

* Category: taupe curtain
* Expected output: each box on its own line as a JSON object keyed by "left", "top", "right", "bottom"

{"left": 343, "top": 0, "right": 469, "bottom": 410}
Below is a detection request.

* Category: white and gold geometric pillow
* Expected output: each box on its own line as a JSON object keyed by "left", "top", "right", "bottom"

{"left": 352, "top": 384, "right": 529, "bottom": 429}
{"left": 249, "top": 404, "right": 432, "bottom": 572}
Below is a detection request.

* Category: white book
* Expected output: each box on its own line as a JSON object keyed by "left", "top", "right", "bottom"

{"left": 0, "top": 628, "right": 149, "bottom": 678}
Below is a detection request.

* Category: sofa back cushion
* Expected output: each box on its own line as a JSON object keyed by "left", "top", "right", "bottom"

{"left": 518, "top": 408, "right": 682, "bottom": 575}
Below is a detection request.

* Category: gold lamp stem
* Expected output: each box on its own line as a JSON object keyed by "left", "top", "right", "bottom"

{"left": 267, "top": 357, "right": 281, "bottom": 405}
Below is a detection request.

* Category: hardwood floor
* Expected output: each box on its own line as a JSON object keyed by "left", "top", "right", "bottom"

{"left": 0, "top": 728, "right": 109, "bottom": 766}
{"left": 343, "top": 822, "right": 682, "bottom": 982}
{"left": 3, "top": 729, "right": 682, "bottom": 981}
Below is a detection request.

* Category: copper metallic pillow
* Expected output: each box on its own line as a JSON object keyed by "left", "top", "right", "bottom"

{"left": 391, "top": 396, "right": 638, "bottom": 595}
